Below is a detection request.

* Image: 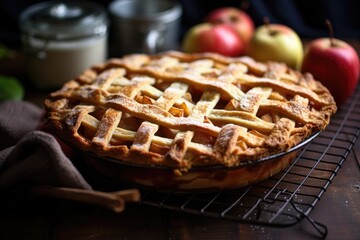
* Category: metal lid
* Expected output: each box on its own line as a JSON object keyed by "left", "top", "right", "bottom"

{"left": 108, "top": 0, "right": 182, "bottom": 23}
{"left": 20, "top": 1, "right": 108, "bottom": 40}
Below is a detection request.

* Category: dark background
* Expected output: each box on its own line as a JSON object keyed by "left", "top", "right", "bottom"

{"left": 0, "top": 0, "right": 359, "bottom": 49}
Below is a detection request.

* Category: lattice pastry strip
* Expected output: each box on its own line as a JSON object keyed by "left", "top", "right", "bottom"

{"left": 238, "top": 87, "right": 272, "bottom": 114}
{"left": 167, "top": 90, "right": 220, "bottom": 166}
{"left": 131, "top": 121, "right": 159, "bottom": 152}
{"left": 130, "top": 81, "right": 189, "bottom": 158}
{"left": 92, "top": 108, "right": 122, "bottom": 148}
{"left": 166, "top": 60, "right": 248, "bottom": 166}
{"left": 111, "top": 56, "right": 245, "bottom": 101}
{"left": 45, "top": 51, "right": 337, "bottom": 171}
{"left": 79, "top": 113, "right": 216, "bottom": 161}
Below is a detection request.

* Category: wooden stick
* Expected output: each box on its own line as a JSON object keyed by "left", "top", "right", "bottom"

{"left": 30, "top": 186, "right": 141, "bottom": 213}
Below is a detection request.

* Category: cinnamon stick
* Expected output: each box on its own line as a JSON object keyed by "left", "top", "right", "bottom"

{"left": 30, "top": 186, "right": 141, "bottom": 213}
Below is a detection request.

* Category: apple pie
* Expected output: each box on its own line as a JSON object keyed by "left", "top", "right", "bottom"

{"left": 45, "top": 51, "right": 337, "bottom": 175}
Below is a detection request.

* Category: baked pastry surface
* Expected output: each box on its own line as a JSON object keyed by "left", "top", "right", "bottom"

{"left": 45, "top": 51, "right": 337, "bottom": 172}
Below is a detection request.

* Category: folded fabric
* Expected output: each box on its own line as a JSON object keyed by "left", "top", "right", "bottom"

{"left": 0, "top": 100, "right": 91, "bottom": 190}
{"left": 0, "top": 100, "right": 42, "bottom": 149}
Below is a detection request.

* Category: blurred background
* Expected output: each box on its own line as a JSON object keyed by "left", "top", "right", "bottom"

{"left": 0, "top": 0, "right": 359, "bottom": 49}
{"left": 0, "top": 0, "right": 359, "bottom": 98}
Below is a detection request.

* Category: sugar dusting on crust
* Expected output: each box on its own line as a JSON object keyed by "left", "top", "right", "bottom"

{"left": 44, "top": 51, "right": 337, "bottom": 171}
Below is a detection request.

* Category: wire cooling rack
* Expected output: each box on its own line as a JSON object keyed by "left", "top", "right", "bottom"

{"left": 137, "top": 86, "right": 360, "bottom": 238}
{"left": 85, "top": 85, "right": 360, "bottom": 238}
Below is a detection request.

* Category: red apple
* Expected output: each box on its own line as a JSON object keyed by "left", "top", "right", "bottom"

{"left": 205, "top": 7, "right": 255, "bottom": 48}
{"left": 301, "top": 38, "right": 360, "bottom": 106}
{"left": 181, "top": 23, "right": 245, "bottom": 57}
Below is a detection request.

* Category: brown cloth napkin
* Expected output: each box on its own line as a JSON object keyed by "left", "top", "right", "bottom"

{"left": 0, "top": 100, "right": 91, "bottom": 190}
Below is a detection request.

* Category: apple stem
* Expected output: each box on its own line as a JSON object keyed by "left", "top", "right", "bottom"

{"left": 325, "top": 19, "right": 335, "bottom": 47}
{"left": 263, "top": 16, "right": 270, "bottom": 26}
{"left": 264, "top": 17, "right": 275, "bottom": 35}
{"left": 264, "top": 16, "right": 270, "bottom": 31}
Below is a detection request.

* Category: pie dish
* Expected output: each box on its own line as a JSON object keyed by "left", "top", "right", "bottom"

{"left": 45, "top": 51, "right": 337, "bottom": 190}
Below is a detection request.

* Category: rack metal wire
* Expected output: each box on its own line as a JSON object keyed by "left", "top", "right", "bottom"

{"left": 85, "top": 85, "right": 360, "bottom": 239}
{"left": 139, "top": 86, "right": 360, "bottom": 238}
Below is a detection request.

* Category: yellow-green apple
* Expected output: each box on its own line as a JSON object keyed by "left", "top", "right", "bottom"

{"left": 301, "top": 38, "right": 359, "bottom": 106}
{"left": 181, "top": 22, "right": 245, "bottom": 57}
{"left": 204, "top": 7, "right": 254, "bottom": 51}
{"left": 247, "top": 23, "right": 304, "bottom": 70}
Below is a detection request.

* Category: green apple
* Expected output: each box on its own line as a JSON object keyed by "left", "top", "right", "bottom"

{"left": 247, "top": 23, "right": 304, "bottom": 70}
{"left": 0, "top": 75, "right": 24, "bottom": 101}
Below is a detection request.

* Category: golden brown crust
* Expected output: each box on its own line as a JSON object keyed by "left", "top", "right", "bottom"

{"left": 45, "top": 51, "right": 337, "bottom": 171}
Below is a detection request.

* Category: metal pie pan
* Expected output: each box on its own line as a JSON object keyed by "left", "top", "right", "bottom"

{"left": 83, "top": 132, "right": 320, "bottom": 192}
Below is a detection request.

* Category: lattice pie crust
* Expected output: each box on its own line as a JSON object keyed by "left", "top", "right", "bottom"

{"left": 45, "top": 51, "right": 337, "bottom": 172}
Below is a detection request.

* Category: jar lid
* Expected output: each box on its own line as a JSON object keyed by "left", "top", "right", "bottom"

{"left": 20, "top": 1, "right": 108, "bottom": 40}
{"left": 109, "top": 0, "right": 182, "bottom": 23}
